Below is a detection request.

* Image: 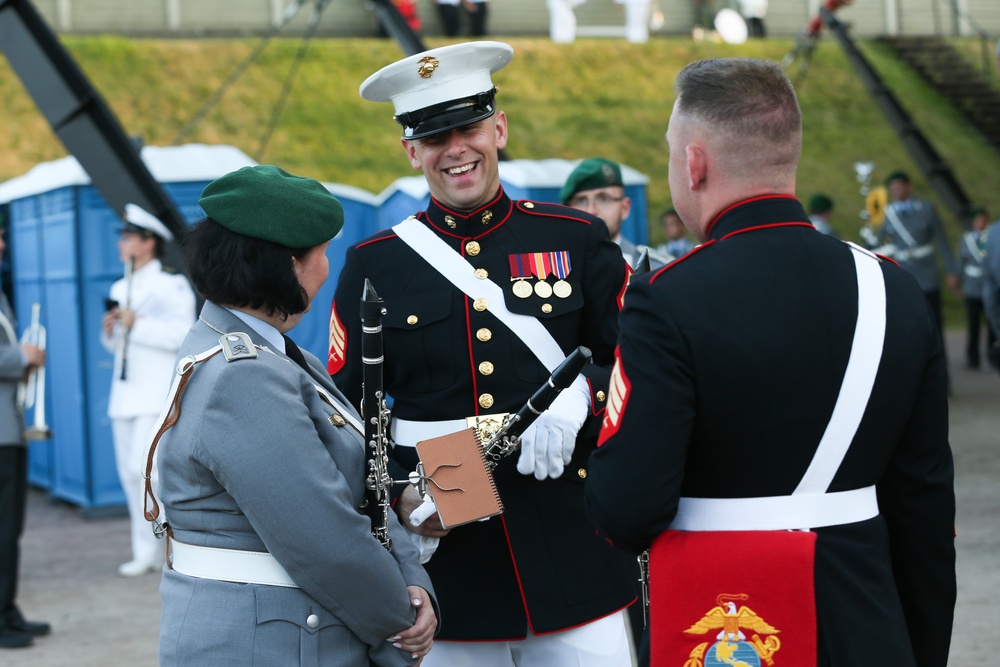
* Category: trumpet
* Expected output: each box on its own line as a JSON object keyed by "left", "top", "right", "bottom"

{"left": 19, "top": 303, "right": 52, "bottom": 441}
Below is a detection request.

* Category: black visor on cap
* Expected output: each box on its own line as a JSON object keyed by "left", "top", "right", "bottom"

{"left": 396, "top": 88, "right": 497, "bottom": 140}
{"left": 117, "top": 223, "right": 155, "bottom": 238}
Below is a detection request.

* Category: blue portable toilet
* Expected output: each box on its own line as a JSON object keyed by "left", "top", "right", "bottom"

{"left": 373, "top": 158, "right": 650, "bottom": 245}
{"left": 0, "top": 144, "right": 255, "bottom": 509}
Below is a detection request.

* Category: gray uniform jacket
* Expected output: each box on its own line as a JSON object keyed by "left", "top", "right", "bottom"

{"left": 157, "top": 302, "right": 434, "bottom": 667}
{"left": 879, "top": 197, "right": 956, "bottom": 292}
{"left": 0, "top": 293, "right": 24, "bottom": 446}
{"left": 957, "top": 229, "right": 987, "bottom": 299}
{"left": 982, "top": 224, "right": 1000, "bottom": 335}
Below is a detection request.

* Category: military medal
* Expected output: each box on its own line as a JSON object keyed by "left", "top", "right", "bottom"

{"left": 509, "top": 254, "right": 535, "bottom": 298}
{"left": 551, "top": 250, "right": 572, "bottom": 298}
{"left": 509, "top": 250, "right": 572, "bottom": 300}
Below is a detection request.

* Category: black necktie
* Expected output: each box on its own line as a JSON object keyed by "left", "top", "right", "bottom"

{"left": 282, "top": 335, "right": 310, "bottom": 373}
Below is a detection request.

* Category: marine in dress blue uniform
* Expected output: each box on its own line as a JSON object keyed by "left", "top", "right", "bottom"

{"left": 585, "top": 58, "right": 956, "bottom": 667}
{"left": 328, "top": 41, "right": 636, "bottom": 665}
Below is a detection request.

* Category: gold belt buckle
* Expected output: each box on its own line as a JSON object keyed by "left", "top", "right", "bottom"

{"left": 465, "top": 413, "right": 509, "bottom": 443}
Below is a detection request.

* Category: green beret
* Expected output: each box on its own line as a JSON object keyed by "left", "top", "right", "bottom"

{"left": 199, "top": 165, "right": 344, "bottom": 248}
{"left": 560, "top": 158, "right": 623, "bottom": 205}
{"left": 808, "top": 193, "right": 833, "bottom": 213}
{"left": 885, "top": 169, "right": 910, "bottom": 185}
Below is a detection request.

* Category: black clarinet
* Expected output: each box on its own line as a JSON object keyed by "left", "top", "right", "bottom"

{"left": 480, "top": 346, "right": 592, "bottom": 466}
{"left": 360, "top": 279, "right": 392, "bottom": 550}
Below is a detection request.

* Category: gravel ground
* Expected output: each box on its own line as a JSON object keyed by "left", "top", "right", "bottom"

{"left": 3, "top": 331, "right": 996, "bottom": 666}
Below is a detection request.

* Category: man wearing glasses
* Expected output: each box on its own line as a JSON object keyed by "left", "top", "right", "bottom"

{"left": 561, "top": 158, "right": 673, "bottom": 271}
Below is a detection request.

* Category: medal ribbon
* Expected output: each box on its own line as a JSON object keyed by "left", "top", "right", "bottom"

{"left": 510, "top": 252, "right": 571, "bottom": 279}
{"left": 508, "top": 254, "right": 533, "bottom": 278}
{"left": 530, "top": 252, "right": 552, "bottom": 279}
{"left": 550, "top": 251, "right": 571, "bottom": 278}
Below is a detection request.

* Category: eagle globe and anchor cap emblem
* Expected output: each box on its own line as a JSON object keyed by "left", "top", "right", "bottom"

{"left": 682, "top": 594, "right": 781, "bottom": 667}
{"left": 417, "top": 56, "right": 439, "bottom": 78}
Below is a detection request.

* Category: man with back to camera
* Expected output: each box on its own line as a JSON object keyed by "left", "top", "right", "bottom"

{"left": 584, "top": 58, "right": 956, "bottom": 667}
{"left": 562, "top": 157, "right": 673, "bottom": 271}
{"left": 328, "top": 41, "right": 638, "bottom": 666}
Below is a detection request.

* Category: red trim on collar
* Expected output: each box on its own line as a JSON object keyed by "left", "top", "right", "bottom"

{"left": 876, "top": 252, "right": 901, "bottom": 268}
{"left": 705, "top": 194, "right": 799, "bottom": 238}
{"left": 516, "top": 202, "right": 594, "bottom": 225}
{"left": 719, "top": 221, "right": 814, "bottom": 241}
{"left": 356, "top": 234, "right": 397, "bottom": 250}
{"left": 425, "top": 193, "right": 514, "bottom": 240}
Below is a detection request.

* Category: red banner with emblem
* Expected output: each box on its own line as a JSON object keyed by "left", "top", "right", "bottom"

{"left": 650, "top": 529, "right": 817, "bottom": 667}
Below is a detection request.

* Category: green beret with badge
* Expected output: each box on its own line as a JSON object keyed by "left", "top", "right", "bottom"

{"left": 199, "top": 165, "right": 344, "bottom": 248}
{"left": 560, "top": 158, "right": 624, "bottom": 206}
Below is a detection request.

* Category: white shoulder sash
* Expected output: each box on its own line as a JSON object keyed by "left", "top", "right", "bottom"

{"left": 392, "top": 217, "right": 567, "bottom": 373}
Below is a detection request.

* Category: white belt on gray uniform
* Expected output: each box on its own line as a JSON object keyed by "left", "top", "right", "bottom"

{"left": 893, "top": 243, "right": 933, "bottom": 262}
{"left": 169, "top": 537, "right": 299, "bottom": 588}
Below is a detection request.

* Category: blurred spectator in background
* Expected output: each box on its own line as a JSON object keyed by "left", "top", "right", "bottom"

{"left": 808, "top": 193, "right": 840, "bottom": 239}
{"left": 435, "top": 0, "right": 489, "bottom": 37}
{"left": 615, "top": 0, "right": 652, "bottom": 43}
{"left": 378, "top": 0, "right": 421, "bottom": 36}
{"left": 957, "top": 207, "right": 996, "bottom": 369}
{"left": 548, "top": 0, "right": 584, "bottom": 42}
{"left": 0, "top": 223, "right": 50, "bottom": 650}
{"left": 738, "top": 0, "right": 767, "bottom": 38}
{"left": 691, "top": 0, "right": 716, "bottom": 40}
{"left": 657, "top": 208, "right": 695, "bottom": 258}
{"left": 562, "top": 158, "right": 673, "bottom": 270}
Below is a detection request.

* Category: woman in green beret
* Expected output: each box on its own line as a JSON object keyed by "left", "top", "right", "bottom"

{"left": 148, "top": 165, "right": 437, "bottom": 666}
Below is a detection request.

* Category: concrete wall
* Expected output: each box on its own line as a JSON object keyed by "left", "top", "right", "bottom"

{"left": 28, "top": 0, "right": 1000, "bottom": 39}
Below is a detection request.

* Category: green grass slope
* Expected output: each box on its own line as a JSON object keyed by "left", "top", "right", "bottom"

{"left": 3, "top": 36, "right": 999, "bottom": 326}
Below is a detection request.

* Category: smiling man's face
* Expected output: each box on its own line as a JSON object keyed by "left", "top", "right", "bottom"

{"left": 402, "top": 112, "right": 508, "bottom": 212}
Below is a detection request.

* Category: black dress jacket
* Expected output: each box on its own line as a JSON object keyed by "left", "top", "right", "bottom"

{"left": 586, "top": 195, "right": 956, "bottom": 667}
{"left": 330, "top": 187, "right": 637, "bottom": 640}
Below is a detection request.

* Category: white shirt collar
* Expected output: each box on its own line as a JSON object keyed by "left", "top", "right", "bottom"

{"left": 224, "top": 307, "right": 286, "bottom": 354}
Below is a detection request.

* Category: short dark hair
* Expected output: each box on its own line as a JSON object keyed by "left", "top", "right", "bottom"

{"left": 184, "top": 217, "right": 310, "bottom": 320}
{"left": 674, "top": 58, "right": 801, "bottom": 150}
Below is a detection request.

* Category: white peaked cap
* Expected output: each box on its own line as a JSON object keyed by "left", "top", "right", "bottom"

{"left": 123, "top": 203, "right": 174, "bottom": 242}
{"left": 360, "top": 41, "right": 514, "bottom": 139}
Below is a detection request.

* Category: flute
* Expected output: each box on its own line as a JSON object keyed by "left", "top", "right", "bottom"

{"left": 119, "top": 257, "right": 135, "bottom": 381}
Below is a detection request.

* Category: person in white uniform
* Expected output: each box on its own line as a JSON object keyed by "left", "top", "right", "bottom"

{"left": 100, "top": 204, "right": 196, "bottom": 577}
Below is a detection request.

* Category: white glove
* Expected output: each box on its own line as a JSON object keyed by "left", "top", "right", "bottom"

{"left": 409, "top": 498, "right": 439, "bottom": 528}
{"left": 407, "top": 498, "right": 441, "bottom": 564}
{"left": 516, "top": 377, "right": 591, "bottom": 480}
